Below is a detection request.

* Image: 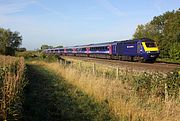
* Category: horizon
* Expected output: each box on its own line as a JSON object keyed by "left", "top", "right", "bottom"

{"left": 0, "top": 0, "right": 179, "bottom": 50}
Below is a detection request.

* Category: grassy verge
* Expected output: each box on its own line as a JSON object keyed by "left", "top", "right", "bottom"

{"left": 23, "top": 62, "right": 117, "bottom": 121}
{"left": 36, "top": 59, "right": 180, "bottom": 121}
{"left": 157, "top": 58, "right": 180, "bottom": 64}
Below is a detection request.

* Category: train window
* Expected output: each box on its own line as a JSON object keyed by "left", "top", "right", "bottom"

{"left": 104, "top": 46, "right": 108, "bottom": 51}
{"left": 145, "top": 42, "right": 156, "bottom": 47}
{"left": 90, "top": 46, "right": 108, "bottom": 51}
{"left": 82, "top": 48, "right": 86, "bottom": 51}
{"left": 101, "top": 47, "right": 104, "bottom": 51}
{"left": 77, "top": 48, "right": 86, "bottom": 51}
{"left": 67, "top": 49, "right": 73, "bottom": 51}
{"left": 90, "top": 47, "right": 95, "bottom": 51}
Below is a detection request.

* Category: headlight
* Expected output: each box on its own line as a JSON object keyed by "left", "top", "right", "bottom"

{"left": 146, "top": 51, "right": 151, "bottom": 53}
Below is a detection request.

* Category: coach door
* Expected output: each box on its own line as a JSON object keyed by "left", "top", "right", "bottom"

{"left": 112, "top": 45, "right": 116, "bottom": 54}
{"left": 108, "top": 45, "right": 112, "bottom": 54}
{"left": 137, "top": 42, "right": 141, "bottom": 55}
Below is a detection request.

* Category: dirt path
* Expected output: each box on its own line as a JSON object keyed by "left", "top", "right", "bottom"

{"left": 22, "top": 64, "right": 117, "bottom": 121}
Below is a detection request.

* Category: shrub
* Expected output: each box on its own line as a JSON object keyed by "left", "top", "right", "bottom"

{"left": 166, "top": 69, "right": 180, "bottom": 98}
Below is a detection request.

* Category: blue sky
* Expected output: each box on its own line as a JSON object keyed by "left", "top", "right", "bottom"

{"left": 0, "top": 0, "right": 179, "bottom": 50}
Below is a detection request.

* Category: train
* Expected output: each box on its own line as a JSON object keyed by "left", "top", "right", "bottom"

{"left": 44, "top": 38, "right": 160, "bottom": 62}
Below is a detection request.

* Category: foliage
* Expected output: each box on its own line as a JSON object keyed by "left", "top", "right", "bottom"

{"left": 133, "top": 9, "right": 180, "bottom": 60}
{"left": 40, "top": 44, "right": 53, "bottom": 50}
{"left": 168, "top": 42, "right": 180, "bottom": 60}
{"left": 0, "top": 56, "right": 26, "bottom": 120}
{"left": 157, "top": 58, "right": 180, "bottom": 64}
{"left": 54, "top": 45, "right": 63, "bottom": 48}
{"left": 0, "top": 28, "right": 22, "bottom": 56}
{"left": 166, "top": 69, "right": 180, "bottom": 98}
{"left": 42, "top": 54, "right": 59, "bottom": 62}
{"left": 17, "top": 47, "right": 26, "bottom": 52}
{"left": 16, "top": 51, "right": 39, "bottom": 59}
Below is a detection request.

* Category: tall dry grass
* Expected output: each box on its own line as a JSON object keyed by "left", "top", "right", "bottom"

{"left": 32, "top": 59, "right": 180, "bottom": 121}
{"left": 0, "top": 55, "right": 26, "bottom": 120}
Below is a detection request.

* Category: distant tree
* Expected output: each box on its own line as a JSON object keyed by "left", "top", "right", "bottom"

{"left": 55, "top": 45, "right": 63, "bottom": 48}
{"left": 133, "top": 9, "right": 180, "bottom": 59}
{"left": 48, "top": 46, "right": 53, "bottom": 49}
{"left": 0, "top": 28, "right": 22, "bottom": 56}
{"left": 41, "top": 45, "right": 54, "bottom": 50}
{"left": 41, "top": 45, "right": 49, "bottom": 50}
{"left": 17, "top": 47, "right": 26, "bottom": 52}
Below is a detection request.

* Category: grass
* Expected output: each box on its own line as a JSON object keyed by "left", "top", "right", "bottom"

{"left": 23, "top": 62, "right": 117, "bottom": 121}
{"left": 157, "top": 58, "right": 180, "bottom": 64}
{"left": 3, "top": 52, "right": 178, "bottom": 121}
{"left": 38, "top": 58, "right": 180, "bottom": 121}
{"left": 0, "top": 55, "right": 26, "bottom": 120}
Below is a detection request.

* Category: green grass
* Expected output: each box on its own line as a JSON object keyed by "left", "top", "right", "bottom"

{"left": 157, "top": 58, "right": 180, "bottom": 64}
{"left": 22, "top": 63, "right": 118, "bottom": 121}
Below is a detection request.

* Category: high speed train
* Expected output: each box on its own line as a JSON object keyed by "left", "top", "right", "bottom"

{"left": 44, "top": 38, "right": 160, "bottom": 62}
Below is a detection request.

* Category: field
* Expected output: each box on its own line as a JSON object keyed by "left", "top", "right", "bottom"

{"left": 0, "top": 55, "right": 26, "bottom": 120}
{"left": 0, "top": 53, "right": 180, "bottom": 120}
{"left": 43, "top": 57, "right": 180, "bottom": 121}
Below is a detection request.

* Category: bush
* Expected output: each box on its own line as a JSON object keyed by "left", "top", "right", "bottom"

{"left": 132, "top": 69, "right": 180, "bottom": 100}
{"left": 42, "top": 54, "right": 59, "bottom": 62}
{"left": 169, "top": 43, "right": 180, "bottom": 60}
{"left": 166, "top": 69, "right": 180, "bottom": 98}
{"left": 16, "top": 51, "right": 39, "bottom": 59}
{"left": 133, "top": 73, "right": 152, "bottom": 97}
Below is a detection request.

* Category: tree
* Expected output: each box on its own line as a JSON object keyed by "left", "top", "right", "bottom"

{"left": 17, "top": 47, "right": 26, "bottom": 52}
{"left": 40, "top": 45, "right": 53, "bottom": 50}
{"left": 55, "top": 45, "right": 63, "bottom": 48}
{"left": 41, "top": 45, "right": 49, "bottom": 50}
{"left": 133, "top": 9, "right": 180, "bottom": 59}
{"left": 0, "top": 28, "right": 22, "bottom": 56}
{"left": 169, "top": 43, "right": 180, "bottom": 60}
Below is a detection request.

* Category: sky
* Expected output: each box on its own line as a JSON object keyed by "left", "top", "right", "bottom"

{"left": 0, "top": 0, "right": 179, "bottom": 50}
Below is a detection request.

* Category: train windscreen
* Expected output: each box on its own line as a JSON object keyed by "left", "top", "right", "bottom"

{"left": 145, "top": 42, "right": 156, "bottom": 47}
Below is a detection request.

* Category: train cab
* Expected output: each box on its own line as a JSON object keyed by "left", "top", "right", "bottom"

{"left": 139, "top": 38, "right": 160, "bottom": 61}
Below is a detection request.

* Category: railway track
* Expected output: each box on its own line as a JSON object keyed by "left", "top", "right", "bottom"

{"left": 61, "top": 56, "right": 179, "bottom": 73}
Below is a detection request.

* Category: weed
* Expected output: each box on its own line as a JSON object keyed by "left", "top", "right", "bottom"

{"left": 0, "top": 55, "right": 26, "bottom": 120}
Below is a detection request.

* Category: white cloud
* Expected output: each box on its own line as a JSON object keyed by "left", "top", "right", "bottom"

{"left": 0, "top": 0, "right": 37, "bottom": 15}
{"left": 96, "top": 0, "right": 124, "bottom": 16}
{"left": 36, "top": 2, "right": 67, "bottom": 19}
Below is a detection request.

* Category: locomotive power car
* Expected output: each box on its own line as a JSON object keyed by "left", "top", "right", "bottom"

{"left": 44, "top": 38, "right": 160, "bottom": 62}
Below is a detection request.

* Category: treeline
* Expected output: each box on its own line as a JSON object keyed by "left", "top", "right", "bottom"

{"left": 133, "top": 9, "right": 180, "bottom": 60}
{"left": 0, "top": 28, "right": 22, "bottom": 56}
{"left": 41, "top": 45, "right": 63, "bottom": 50}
